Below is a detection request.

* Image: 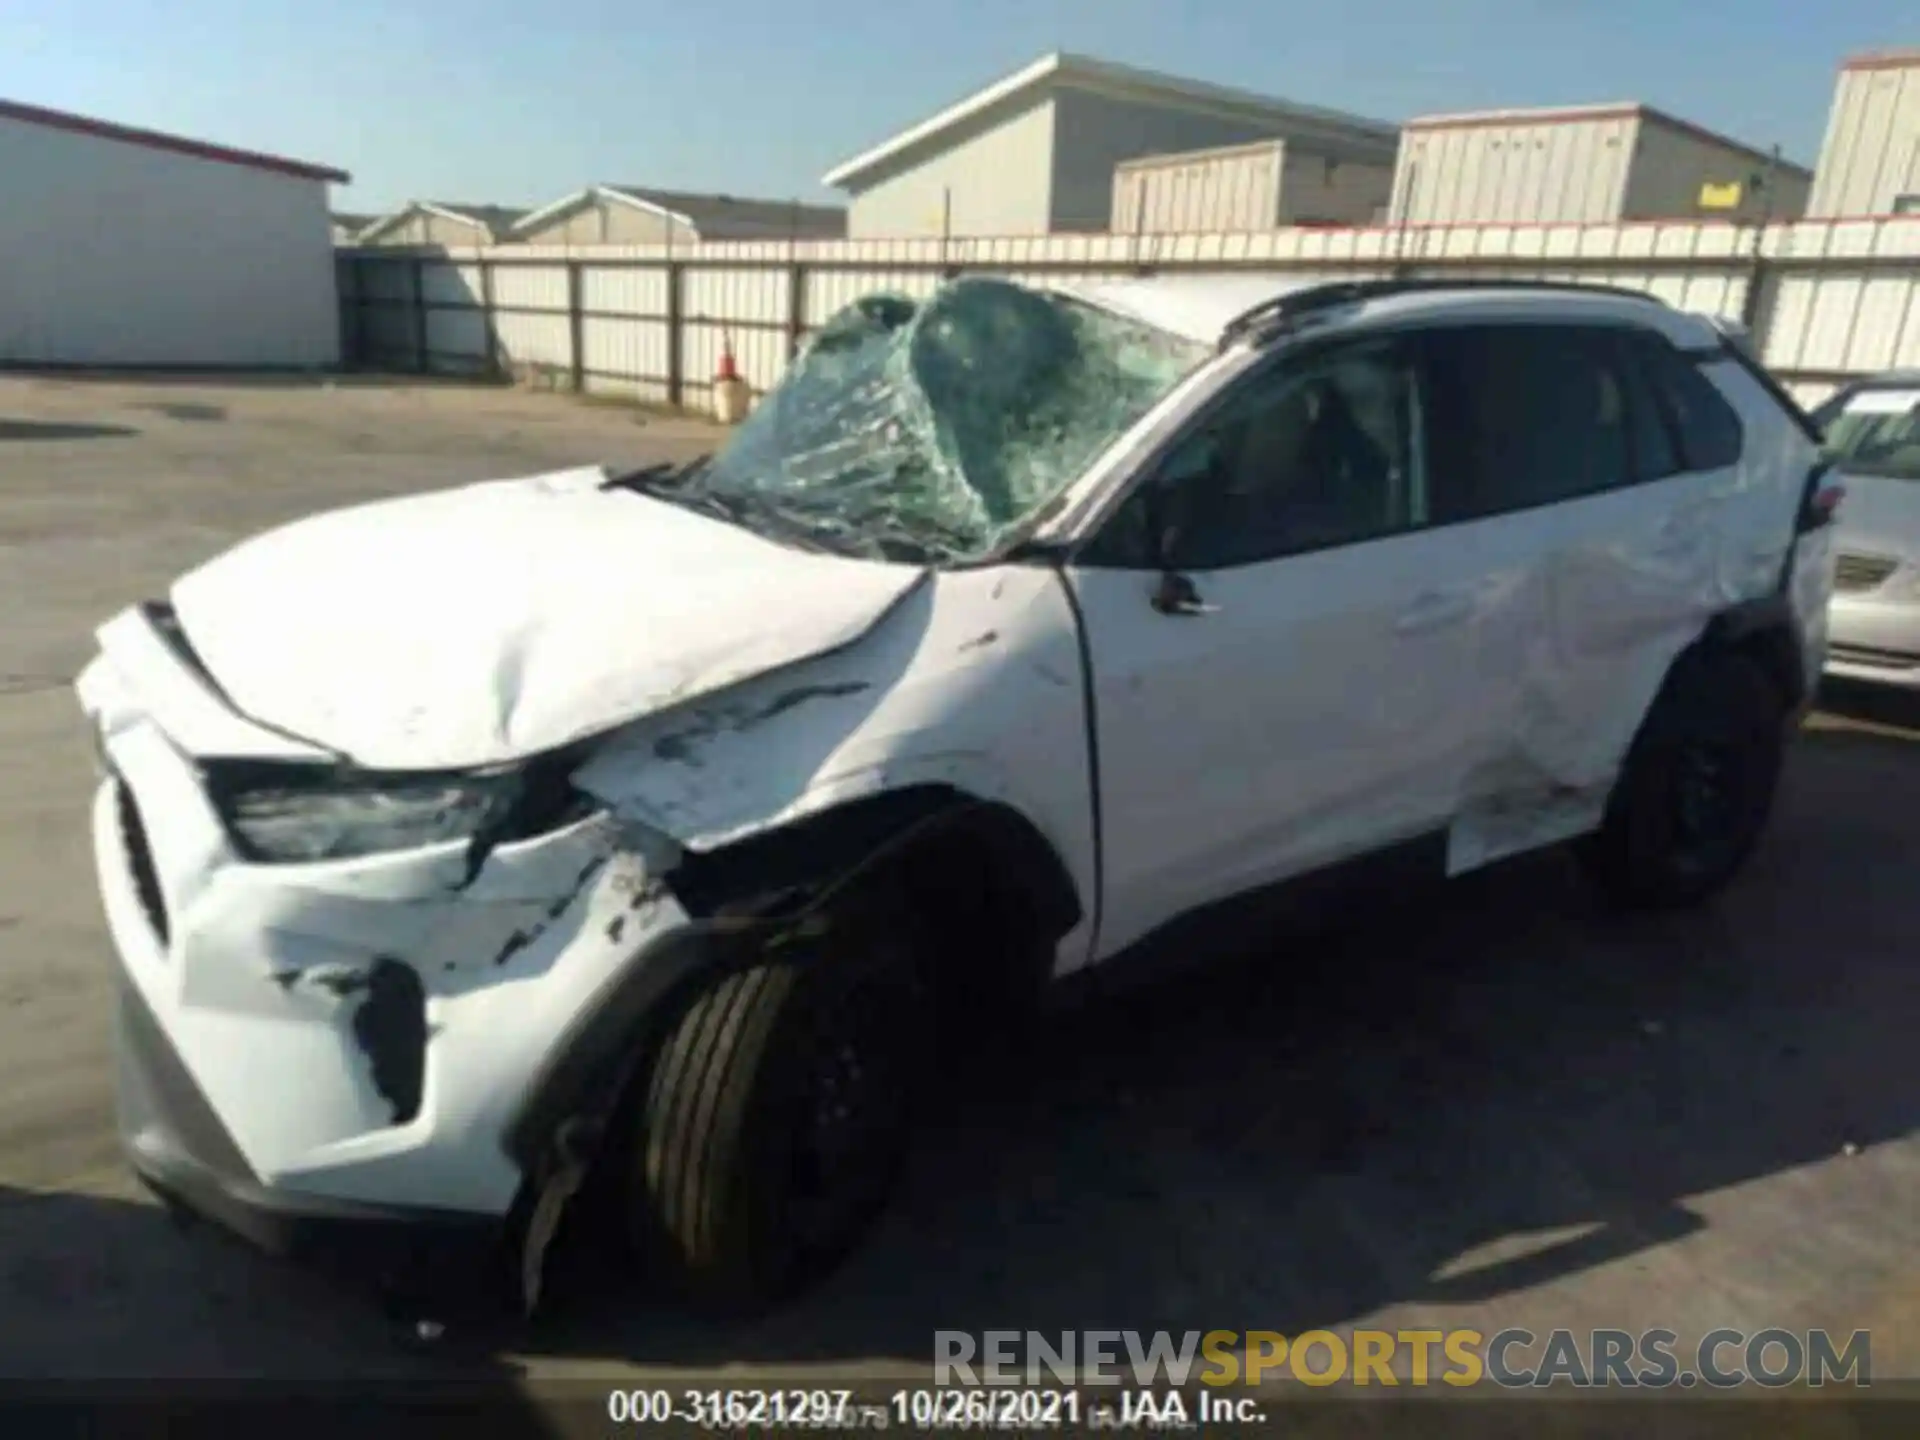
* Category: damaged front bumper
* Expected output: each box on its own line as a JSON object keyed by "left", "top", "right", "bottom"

{"left": 114, "top": 956, "right": 500, "bottom": 1280}
{"left": 81, "top": 636, "right": 699, "bottom": 1287}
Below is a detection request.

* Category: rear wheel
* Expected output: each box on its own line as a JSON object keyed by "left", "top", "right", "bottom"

{"left": 1577, "top": 648, "right": 1787, "bottom": 910}
{"left": 622, "top": 902, "right": 932, "bottom": 1315}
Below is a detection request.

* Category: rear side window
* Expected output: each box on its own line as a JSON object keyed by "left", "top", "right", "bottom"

{"left": 1616, "top": 329, "right": 1745, "bottom": 471}
{"left": 1416, "top": 326, "right": 1635, "bottom": 523}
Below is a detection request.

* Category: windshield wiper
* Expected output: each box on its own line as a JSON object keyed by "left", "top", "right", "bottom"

{"left": 601, "top": 455, "right": 711, "bottom": 493}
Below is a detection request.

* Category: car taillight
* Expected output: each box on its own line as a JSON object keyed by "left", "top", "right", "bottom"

{"left": 1798, "top": 463, "right": 1844, "bottom": 533}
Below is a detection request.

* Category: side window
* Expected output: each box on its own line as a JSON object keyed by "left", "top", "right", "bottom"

{"left": 1606, "top": 331, "right": 1684, "bottom": 483}
{"left": 1120, "top": 336, "right": 1422, "bottom": 571}
{"left": 1622, "top": 330, "right": 1745, "bottom": 471}
{"left": 1416, "top": 326, "right": 1634, "bottom": 522}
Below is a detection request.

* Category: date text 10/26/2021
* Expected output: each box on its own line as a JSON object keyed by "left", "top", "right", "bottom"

{"left": 603, "top": 1387, "right": 1255, "bottom": 1430}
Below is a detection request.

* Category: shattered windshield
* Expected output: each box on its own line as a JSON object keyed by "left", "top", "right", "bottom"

{"left": 645, "top": 277, "right": 1208, "bottom": 564}
{"left": 1820, "top": 387, "right": 1920, "bottom": 482}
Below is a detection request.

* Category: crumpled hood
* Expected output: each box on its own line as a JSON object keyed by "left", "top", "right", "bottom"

{"left": 167, "top": 466, "right": 925, "bottom": 770}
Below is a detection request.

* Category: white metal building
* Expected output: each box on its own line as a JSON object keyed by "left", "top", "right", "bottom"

{"left": 1808, "top": 50, "right": 1920, "bottom": 218}
{"left": 822, "top": 51, "right": 1399, "bottom": 239}
{"left": 1112, "top": 137, "right": 1394, "bottom": 233}
{"left": 511, "top": 185, "right": 846, "bottom": 245}
{"left": 354, "top": 202, "right": 527, "bottom": 247}
{"left": 1390, "top": 103, "right": 1811, "bottom": 226}
{"left": 0, "top": 97, "right": 347, "bottom": 367}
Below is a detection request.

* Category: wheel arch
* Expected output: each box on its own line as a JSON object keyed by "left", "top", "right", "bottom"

{"left": 1699, "top": 592, "right": 1806, "bottom": 711}
{"left": 503, "top": 784, "right": 1081, "bottom": 1179}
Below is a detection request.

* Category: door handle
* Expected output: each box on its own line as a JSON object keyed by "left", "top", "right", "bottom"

{"left": 1395, "top": 589, "right": 1475, "bottom": 634}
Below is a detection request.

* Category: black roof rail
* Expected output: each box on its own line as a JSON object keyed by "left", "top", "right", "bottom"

{"left": 1218, "top": 277, "right": 1670, "bottom": 351}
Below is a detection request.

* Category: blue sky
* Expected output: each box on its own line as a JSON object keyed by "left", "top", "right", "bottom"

{"left": 0, "top": 1, "right": 1911, "bottom": 211}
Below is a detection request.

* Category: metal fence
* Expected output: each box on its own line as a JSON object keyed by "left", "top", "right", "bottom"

{"left": 337, "top": 216, "right": 1920, "bottom": 411}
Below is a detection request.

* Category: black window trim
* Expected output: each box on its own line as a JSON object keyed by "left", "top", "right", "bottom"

{"left": 1612, "top": 325, "right": 1748, "bottom": 480}
{"left": 1072, "top": 316, "right": 1755, "bottom": 573}
{"left": 1399, "top": 320, "right": 1723, "bottom": 530}
{"left": 1705, "top": 338, "right": 1822, "bottom": 444}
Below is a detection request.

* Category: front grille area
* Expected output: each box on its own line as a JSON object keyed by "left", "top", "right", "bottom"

{"left": 1834, "top": 552, "right": 1900, "bottom": 592}
{"left": 115, "top": 781, "right": 170, "bottom": 946}
{"left": 1828, "top": 641, "right": 1920, "bottom": 671}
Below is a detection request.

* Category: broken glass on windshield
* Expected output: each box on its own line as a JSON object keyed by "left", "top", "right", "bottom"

{"left": 661, "top": 277, "right": 1209, "bottom": 564}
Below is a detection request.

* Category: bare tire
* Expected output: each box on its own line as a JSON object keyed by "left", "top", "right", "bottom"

{"left": 1577, "top": 648, "right": 1786, "bottom": 910}
{"left": 624, "top": 904, "right": 931, "bottom": 1315}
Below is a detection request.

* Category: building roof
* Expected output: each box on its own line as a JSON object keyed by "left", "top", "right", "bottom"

{"left": 0, "top": 96, "right": 348, "bottom": 183}
{"left": 1402, "top": 101, "right": 1812, "bottom": 179}
{"left": 331, "top": 212, "right": 376, "bottom": 232}
{"left": 1840, "top": 49, "right": 1920, "bottom": 72}
{"left": 511, "top": 183, "right": 846, "bottom": 239}
{"left": 356, "top": 201, "right": 528, "bottom": 242}
{"left": 821, "top": 51, "right": 1400, "bottom": 191}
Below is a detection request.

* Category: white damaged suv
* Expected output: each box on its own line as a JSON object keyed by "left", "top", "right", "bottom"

{"left": 78, "top": 276, "right": 1839, "bottom": 1315}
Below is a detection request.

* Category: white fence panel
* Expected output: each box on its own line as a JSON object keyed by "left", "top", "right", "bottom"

{"left": 493, "top": 311, "right": 572, "bottom": 371}
{"left": 582, "top": 266, "right": 669, "bottom": 318}
{"left": 341, "top": 218, "right": 1920, "bottom": 399}
{"left": 581, "top": 316, "right": 673, "bottom": 390}
{"left": 424, "top": 307, "right": 489, "bottom": 372}
{"left": 491, "top": 264, "right": 570, "bottom": 311}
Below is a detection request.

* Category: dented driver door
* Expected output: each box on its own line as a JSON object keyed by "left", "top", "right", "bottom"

{"left": 1066, "top": 332, "right": 1506, "bottom": 964}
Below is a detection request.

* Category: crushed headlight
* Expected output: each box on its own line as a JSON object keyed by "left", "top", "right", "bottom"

{"left": 203, "top": 757, "right": 598, "bottom": 863}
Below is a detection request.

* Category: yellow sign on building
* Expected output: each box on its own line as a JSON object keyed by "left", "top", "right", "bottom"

{"left": 1699, "top": 181, "right": 1744, "bottom": 210}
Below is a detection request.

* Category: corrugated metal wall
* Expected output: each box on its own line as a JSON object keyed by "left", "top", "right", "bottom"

{"left": 846, "top": 99, "right": 1059, "bottom": 239}
{"left": 1392, "top": 117, "right": 1638, "bottom": 225}
{"left": 1624, "top": 121, "right": 1811, "bottom": 223}
{"left": 1111, "top": 141, "right": 1286, "bottom": 234}
{"left": 1111, "top": 140, "right": 1395, "bottom": 233}
{"left": 1279, "top": 148, "right": 1395, "bottom": 225}
{"left": 338, "top": 215, "right": 1920, "bottom": 412}
{"left": 1049, "top": 89, "right": 1319, "bottom": 234}
{"left": 1808, "top": 59, "right": 1920, "bottom": 217}
{"left": 0, "top": 115, "right": 339, "bottom": 366}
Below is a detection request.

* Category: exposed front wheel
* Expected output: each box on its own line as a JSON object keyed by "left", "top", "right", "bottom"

{"left": 622, "top": 906, "right": 931, "bottom": 1315}
{"left": 1577, "top": 648, "right": 1787, "bottom": 910}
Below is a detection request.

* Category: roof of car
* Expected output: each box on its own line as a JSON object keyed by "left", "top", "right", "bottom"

{"left": 1051, "top": 274, "right": 1721, "bottom": 351}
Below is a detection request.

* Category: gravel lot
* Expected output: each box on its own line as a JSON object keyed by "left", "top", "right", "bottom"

{"left": 1, "top": 374, "right": 1914, "bottom": 1411}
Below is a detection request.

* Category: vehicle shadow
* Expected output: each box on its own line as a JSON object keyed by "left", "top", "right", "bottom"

{"left": 0, "top": 1182, "right": 530, "bottom": 1388}
{"left": 0, "top": 420, "right": 138, "bottom": 442}
{"left": 512, "top": 720, "right": 1920, "bottom": 1371}
{"left": 1817, "top": 676, "right": 1920, "bottom": 733}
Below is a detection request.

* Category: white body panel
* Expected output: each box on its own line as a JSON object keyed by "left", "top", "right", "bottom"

{"left": 0, "top": 114, "right": 339, "bottom": 367}
{"left": 1070, "top": 521, "right": 1504, "bottom": 960}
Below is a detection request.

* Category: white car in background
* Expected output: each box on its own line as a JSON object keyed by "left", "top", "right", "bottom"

{"left": 1813, "top": 371, "right": 1920, "bottom": 689}
{"left": 78, "top": 274, "right": 1837, "bottom": 1317}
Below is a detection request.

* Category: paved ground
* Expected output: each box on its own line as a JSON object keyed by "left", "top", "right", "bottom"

{"left": 1, "top": 374, "right": 1915, "bottom": 1411}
